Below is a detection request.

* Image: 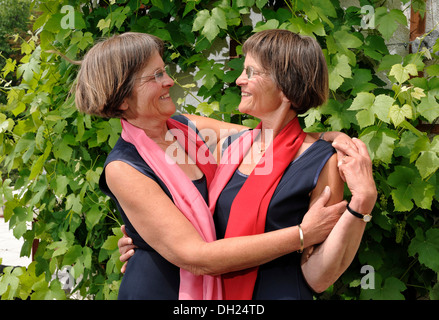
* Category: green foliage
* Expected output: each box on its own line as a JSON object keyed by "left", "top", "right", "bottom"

{"left": 0, "top": 0, "right": 438, "bottom": 300}
{"left": 0, "top": 0, "right": 34, "bottom": 105}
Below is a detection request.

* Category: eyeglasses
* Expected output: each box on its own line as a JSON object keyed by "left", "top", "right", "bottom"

{"left": 137, "top": 66, "right": 168, "bottom": 83}
{"left": 243, "top": 66, "right": 267, "bottom": 80}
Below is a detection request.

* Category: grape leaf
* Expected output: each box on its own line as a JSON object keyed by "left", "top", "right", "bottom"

{"left": 328, "top": 53, "right": 351, "bottom": 91}
{"left": 417, "top": 94, "right": 439, "bottom": 122}
{"left": 415, "top": 136, "right": 439, "bottom": 179}
{"left": 389, "top": 104, "right": 412, "bottom": 126}
{"left": 192, "top": 8, "right": 227, "bottom": 42}
{"left": 375, "top": 8, "right": 408, "bottom": 40}
{"left": 371, "top": 94, "right": 394, "bottom": 123}
{"left": 389, "top": 63, "right": 418, "bottom": 84}
{"left": 387, "top": 165, "right": 435, "bottom": 211}
{"left": 408, "top": 228, "right": 439, "bottom": 272}
{"left": 360, "top": 274, "right": 406, "bottom": 300}
{"left": 360, "top": 126, "right": 397, "bottom": 164}
{"left": 333, "top": 30, "right": 363, "bottom": 49}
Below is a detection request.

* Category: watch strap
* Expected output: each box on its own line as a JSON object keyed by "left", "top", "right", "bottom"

{"left": 347, "top": 204, "right": 372, "bottom": 222}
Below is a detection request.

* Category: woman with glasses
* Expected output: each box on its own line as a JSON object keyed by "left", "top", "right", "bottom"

{"left": 207, "top": 30, "right": 376, "bottom": 299}
{"left": 76, "top": 32, "right": 376, "bottom": 300}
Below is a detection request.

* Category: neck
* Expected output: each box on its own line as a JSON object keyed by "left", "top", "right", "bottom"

{"left": 258, "top": 108, "right": 297, "bottom": 143}
{"left": 123, "top": 116, "right": 170, "bottom": 144}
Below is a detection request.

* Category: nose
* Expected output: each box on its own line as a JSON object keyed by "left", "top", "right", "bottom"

{"left": 236, "top": 69, "right": 247, "bottom": 86}
{"left": 162, "top": 72, "right": 174, "bottom": 87}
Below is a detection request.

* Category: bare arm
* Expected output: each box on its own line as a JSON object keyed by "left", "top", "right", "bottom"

{"left": 109, "top": 160, "right": 346, "bottom": 276}
{"left": 301, "top": 138, "right": 377, "bottom": 293}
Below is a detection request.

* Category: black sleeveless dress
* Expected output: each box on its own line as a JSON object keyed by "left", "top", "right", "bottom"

{"left": 214, "top": 135, "right": 335, "bottom": 300}
{"left": 99, "top": 115, "right": 208, "bottom": 300}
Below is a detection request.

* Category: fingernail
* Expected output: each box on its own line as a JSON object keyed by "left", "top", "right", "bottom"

{"left": 324, "top": 186, "right": 330, "bottom": 193}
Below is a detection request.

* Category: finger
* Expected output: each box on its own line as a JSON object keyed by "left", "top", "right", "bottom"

{"left": 335, "top": 148, "right": 347, "bottom": 167}
{"left": 118, "top": 235, "right": 133, "bottom": 247}
{"left": 120, "top": 249, "right": 135, "bottom": 263}
{"left": 326, "top": 199, "right": 348, "bottom": 215}
{"left": 121, "top": 225, "right": 128, "bottom": 237}
{"left": 121, "top": 262, "right": 127, "bottom": 274}
{"left": 338, "top": 166, "right": 347, "bottom": 182}
{"left": 332, "top": 140, "right": 359, "bottom": 158}
{"left": 352, "top": 138, "right": 371, "bottom": 158}
{"left": 118, "top": 237, "right": 133, "bottom": 255}
{"left": 312, "top": 186, "right": 331, "bottom": 207}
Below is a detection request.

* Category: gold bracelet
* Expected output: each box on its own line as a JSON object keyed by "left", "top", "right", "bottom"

{"left": 298, "top": 224, "right": 304, "bottom": 253}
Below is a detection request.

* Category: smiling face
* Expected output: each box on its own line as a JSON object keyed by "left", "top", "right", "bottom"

{"left": 236, "top": 53, "right": 286, "bottom": 119}
{"left": 121, "top": 51, "right": 176, "bottom": 123}
{"left": 240, "top": 30, "right": 329, "bottom": 116}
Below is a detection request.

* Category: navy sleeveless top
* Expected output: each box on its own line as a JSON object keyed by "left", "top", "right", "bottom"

{"left": 99, "top": 115, "right": 208, "bottom": 300}
{"left": 214, "top": 135, "right": 335, "bottom": 300}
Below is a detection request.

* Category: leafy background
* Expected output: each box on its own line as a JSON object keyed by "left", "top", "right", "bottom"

{"left": 0, "top": 0, "right": 438, "bottom": 300}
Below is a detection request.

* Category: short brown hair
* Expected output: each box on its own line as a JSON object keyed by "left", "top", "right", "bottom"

{"left": 242, "top": 29, "right": 328, "bottom": 114}
{"left": 75, "top": 32, "right": 164, "bottom": 118}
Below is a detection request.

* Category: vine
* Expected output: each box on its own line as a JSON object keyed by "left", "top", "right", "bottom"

{"left": 0, "top": 0, "right": 438, "bottom": 300}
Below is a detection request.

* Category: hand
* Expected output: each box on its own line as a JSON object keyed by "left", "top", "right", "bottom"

{"left": 333, "top": 138, "right": 377, "bottom": 214}
{"left": 322, "top": 132, "right": 359, "bottom": 171}
{"left": 118, "top": 225, "right": 136, "bottom": 274}
{"left": 300, "top": 186, "right": 347, "bottom": 247}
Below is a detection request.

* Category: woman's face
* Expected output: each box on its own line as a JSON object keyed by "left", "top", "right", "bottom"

{"left": 122, "top": 51, "right": 175, "bottom": 122}
{"left": 236, "top": 53, "right": 285, "bottom": 118}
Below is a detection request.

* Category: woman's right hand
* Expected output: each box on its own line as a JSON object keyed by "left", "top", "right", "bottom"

{"left": 300, "top": 186, "right": 347, "bottom": 247}
{"left": 118, "top": 225, "right": 136, "bottom": 273}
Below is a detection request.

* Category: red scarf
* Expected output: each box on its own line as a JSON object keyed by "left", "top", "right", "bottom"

{"left": 208, "top": 117, "right": 306, "bottom": 300}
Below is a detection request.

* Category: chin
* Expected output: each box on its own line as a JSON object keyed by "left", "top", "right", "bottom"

{"left": 239, "top": 104, "right": 258, "bottom": 118}
{"left": 163, "top": 102, "right": 176, "bottom": 115}
{"left": 238, "top": 103, "right": 250, "bottom": 115}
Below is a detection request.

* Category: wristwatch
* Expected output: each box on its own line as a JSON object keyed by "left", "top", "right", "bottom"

{"left": 347, "top": 204, "right": 372, "bottom": 223}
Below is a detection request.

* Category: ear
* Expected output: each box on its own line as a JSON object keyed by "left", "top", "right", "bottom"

{"left": 280, "top": 91, "right": 291, "bottom": 104}
{"left": 119, "top": 100, "right": 129, "bottom": 111}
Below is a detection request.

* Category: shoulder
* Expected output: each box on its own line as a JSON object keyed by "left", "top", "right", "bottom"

{"left": 105, "top": 137, "right": 138, "bottom": 164}
{"left": 312, "top": 153, "right": 344, "bottom": 205}
{"left": 102, "top": 137, "right": 162, "bottom": 187}
{"left": 301, "top": 135, "right": 342, "bottom": 206}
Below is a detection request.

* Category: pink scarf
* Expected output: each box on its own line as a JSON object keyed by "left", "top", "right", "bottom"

{"left": 121, "top": 118, "right": 222, "bottom": 300}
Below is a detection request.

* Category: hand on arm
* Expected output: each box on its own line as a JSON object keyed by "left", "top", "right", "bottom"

{"left": 301, "top": 138, "right": 377, "bottom": 293}
{"left": 309, "top": 131, "right": 360, "bottom": 181}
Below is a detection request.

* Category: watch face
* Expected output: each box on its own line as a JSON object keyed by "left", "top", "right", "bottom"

{"left": 363, "top": 215, "right": 372, "bottom": 222}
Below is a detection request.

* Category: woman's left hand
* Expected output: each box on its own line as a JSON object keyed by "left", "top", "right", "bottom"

{"left": 319, "top": 132, "right": 359, "bottom": 177}
{"left": 332, "top": 138, "right": 377, "bottom": 214}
